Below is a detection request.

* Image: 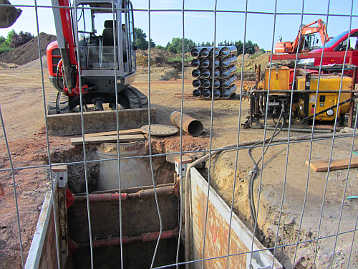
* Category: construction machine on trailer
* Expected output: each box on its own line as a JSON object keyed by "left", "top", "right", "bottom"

{"left": 272, "top": 28, "right": 358, "bottom": 80}
{"left": 274, "top": 19, "right": 329, "bottom": 54}
{"left": 244, "top": 22, "right": 358, "bottom": 129}
{"left": 244, "top": 63, "right": 357, "bottom": 129}
{"left": 46, "top": 0, "right": 147, "bottom": 114}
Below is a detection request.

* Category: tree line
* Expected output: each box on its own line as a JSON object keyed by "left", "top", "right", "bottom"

{"left": 0, "top": 27, "right": 261, "bottom": 56}
{"left": 0, "top": 30, "right": 34, "bottom": 53}
{"left": 134, "top": 28, "right": 261, "bottom": 55}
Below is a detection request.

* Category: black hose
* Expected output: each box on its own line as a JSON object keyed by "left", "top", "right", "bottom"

{"left": 248, "top": 108, "right": 284, "bottom": 230}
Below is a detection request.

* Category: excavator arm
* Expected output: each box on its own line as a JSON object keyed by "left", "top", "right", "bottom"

{"left": 275, "top": 19, "right": 329, "bottom": 54}
{"left": 51, "top": 0, "right": 78, "bottom": 92}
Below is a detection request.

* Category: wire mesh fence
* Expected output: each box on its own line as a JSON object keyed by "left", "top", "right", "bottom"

{"left": 1, "top": 0, "right": 358, "bottom": 268}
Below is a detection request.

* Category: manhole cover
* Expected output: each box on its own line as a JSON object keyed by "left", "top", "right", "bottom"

{"left": 141, "top": 124, "right": 178, "bottom": 137}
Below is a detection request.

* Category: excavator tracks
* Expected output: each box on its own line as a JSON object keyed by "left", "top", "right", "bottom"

{"left": 119, "top": 86, "right": 148, "bottom": 109}
{"left": 47, "top": 86, "right": 148, "bottom": 114}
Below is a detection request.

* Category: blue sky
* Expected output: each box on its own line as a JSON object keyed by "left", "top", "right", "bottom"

{"left": 0, "top": 0, "right": 357, "bottom": 50}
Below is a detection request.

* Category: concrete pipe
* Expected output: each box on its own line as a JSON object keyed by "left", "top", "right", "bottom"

{"left": 170, "top": 111, "right": 204, "bottom": 137}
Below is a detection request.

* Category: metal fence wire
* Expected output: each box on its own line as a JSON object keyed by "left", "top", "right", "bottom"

{"left": 1, "top": 0, "right": 358, "bottom": 268}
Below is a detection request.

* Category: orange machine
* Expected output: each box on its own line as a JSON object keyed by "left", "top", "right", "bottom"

{"left": 274, "top": 19, "right": 329, "bottom": 54}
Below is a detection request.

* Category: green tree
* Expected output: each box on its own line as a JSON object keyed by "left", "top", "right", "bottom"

{"left": 201, "top": 41, "right": 212, "bottom": 47}
{"left": 235, "top": 40, "right": 243, "bottom": 54}
{"left": 9, "top": 31, "right": 33, "bottom": 48}
{"left": 134, "top": 27, "right": 155, "bottom": 50}
{"left": 155, "top": 45, "right": 165, "bottom": 50}
{"left": 6, "top": 30, "right": 15, "bottom": 46}
{"left": 166, "top": 37, "right": 196, "bottom": 54}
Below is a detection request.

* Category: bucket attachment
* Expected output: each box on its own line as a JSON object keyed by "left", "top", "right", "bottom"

{"left": 0, "top": 0, "right": 22, "bottom": 28}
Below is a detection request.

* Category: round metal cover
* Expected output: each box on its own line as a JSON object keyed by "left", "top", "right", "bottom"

{"left": 141, "top": 124, "right": 178, "bottom": 137}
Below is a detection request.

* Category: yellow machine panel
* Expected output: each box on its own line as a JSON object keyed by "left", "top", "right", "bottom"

{"left": 264, "top": 67, "right": 290, "bottom": 92}
{"left": 297, "top": 75, "right": 352, "bottom": 121}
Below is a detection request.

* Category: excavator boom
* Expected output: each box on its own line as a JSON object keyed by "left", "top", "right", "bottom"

{"left": 275, "top": 19, "right": 329, "bottom": 54}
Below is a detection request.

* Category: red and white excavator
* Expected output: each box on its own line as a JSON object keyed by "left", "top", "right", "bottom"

{"left": 274, "top": 19, "right": 329, "bottom": 54}
{"left": 46, "top": 0, "right": 147, "bottom": 113}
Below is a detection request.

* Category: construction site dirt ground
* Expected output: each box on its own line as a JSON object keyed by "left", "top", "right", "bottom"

{"left": 1, "top": 58, "right": 358, "bottom": 268}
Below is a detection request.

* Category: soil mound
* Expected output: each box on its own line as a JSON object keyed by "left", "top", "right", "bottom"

{"left": 0, "top": 32, "right": 56, "bottom": 65}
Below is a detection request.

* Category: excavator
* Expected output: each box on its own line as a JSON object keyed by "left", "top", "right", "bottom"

{"left": 274, "top": 19, "right": 329, "bottom": 54}
{"left": 46, "top": 0, "right": 147, "bottom": 113}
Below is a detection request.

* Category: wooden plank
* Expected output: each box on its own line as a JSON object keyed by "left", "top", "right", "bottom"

{"left": 307, "top": 157, "right": 358, "bottom": 172}
{"left": 71, "top": 134, "right": 145, "bottom": 145}
{"left": 84, "top": 128, "right": 142, "bottom": 137}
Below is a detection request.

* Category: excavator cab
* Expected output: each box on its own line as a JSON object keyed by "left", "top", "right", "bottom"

{"left": 74, "top": 0, "right": 136, "bottom": 76}
{"left": 47, "top": 0, "right": 146, "bottom": 113}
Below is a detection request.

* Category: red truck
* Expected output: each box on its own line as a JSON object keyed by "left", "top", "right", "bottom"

{"left": 272, "top": 28, "right": 358, "bottom": 69}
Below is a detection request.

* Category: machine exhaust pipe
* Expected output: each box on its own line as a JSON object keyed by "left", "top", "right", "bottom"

{"left": 0, "top": 0, "right": 22, "bottom": 28}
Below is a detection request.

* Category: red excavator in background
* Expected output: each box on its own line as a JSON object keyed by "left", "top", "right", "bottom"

{"left": 274, "top": 19, "right": 329, "bottom": 54}
{"left": 46, "top": 0, "right": 147, "bottom": 113}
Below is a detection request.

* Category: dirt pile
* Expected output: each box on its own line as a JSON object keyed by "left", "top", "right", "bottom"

{"left": 236, "top": 52, "right": 270, "bottom": 71}
{"left": 0, "top": 33, "right": 56, "bottom": 65}
{"left": 136, "top": 48, "right": 175, "bottom": 67}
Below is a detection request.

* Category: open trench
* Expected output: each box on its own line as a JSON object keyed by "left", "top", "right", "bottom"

{"left": 39, "top": 127, "right": 358, "bottom": 269}
{"left": 46, "top": 135, "right": 207, "bottom": 269}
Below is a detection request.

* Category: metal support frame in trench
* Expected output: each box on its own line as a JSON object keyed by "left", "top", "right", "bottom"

{"left": 25, "top": 164, "right": 283, "bottom": 269}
